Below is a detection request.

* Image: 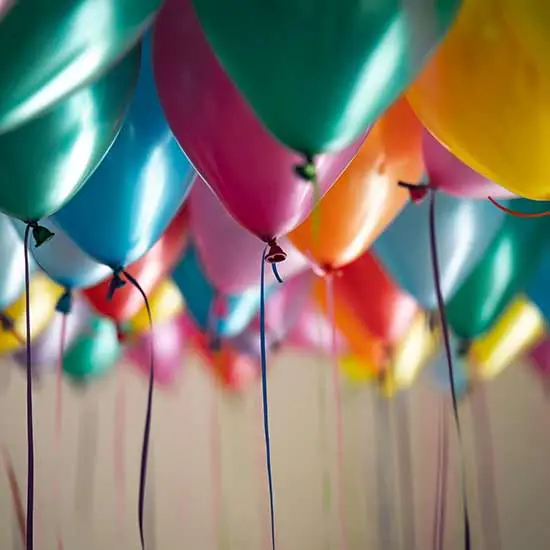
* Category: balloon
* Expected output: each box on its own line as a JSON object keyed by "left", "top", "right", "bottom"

{"left": 12, "top": 298, "right": 91, "bottom": 377}
{"left": 152, "top": 0, "right": 362, "bottom": 242}
{"left": 83, "top": 206, "right": 189, "bottom": 323}
{"left": 333, "top": 252, "right": 418, "bottom": 344}
{"left": 528, "top": 337, "right": 550, "bottom": 379}
{"left": 423, "top": 131, "right": 514, "bottom": 199}
{"left": 62, "top": 316, "right": 120, "bottom": 381}
{"left": 0, "top": 45, "right": 140, "bottom": 223}
{"left": 339, "top": 354, "right": 379, "bottom": 385}
{"left": 0, "top": 0, "right": 13, "bottom": 21}
{"left": 126, "top": 315, "right": 186, "bottom": 386}
{"left": 469, "top": 297, "right": 544, "bottom": 381}
{"left": 12, "top": 218, "right": 111, "bottom": 291}
{"left": 190, "top": 0, "right": 461, "bottom": 156}
{"left": 53, "top": 38, "right": 194, "bottom": 269}
{"left": 374, "top": 192, "right": 505, "bottom": 309}
{"left": 446, "top": 200, "right": 550, "bottom": 339}
{"left": 0, "top": 275, "right": 63, "bottom": 354}
{"left": 189, "top": 180, "right": 308, "bottom": 294}
{"left": 172, "top": 244, "right": 266, "bottom": 338}
{"left": 127, "top": 279, "right": 184, "bottom": 337}
{"left": 289, "top": 99, "right": 421, "bottom": 271}
{"left": 526, "top": 247, "right": 550, "bottom": 322}
{"left": 407, "top": 0, "right": 550, "bottom": 200}
{"left": 0, "top": 0, "right": 162, "bottom": 133}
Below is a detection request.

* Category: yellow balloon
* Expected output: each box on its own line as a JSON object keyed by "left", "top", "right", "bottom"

{"left": 469, "top": 296, "right": 545, "bottom": 380}
{"left": 127, "top": 279, "right": 184, "bottom": 336}
{"left": 339, "top": 353, "right": 378, "bottom": 385}
{"left": 408, "top": 0, "right": 550, "bottom": 199}
{"left": 0, "top": 275, "right": 63, "bottom": 354}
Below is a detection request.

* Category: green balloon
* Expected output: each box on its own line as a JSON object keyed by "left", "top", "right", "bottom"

{"left": 191, "top": 0, "right": 462, "bottom": 155}
{"left": 0, "top": 0, "right": 161, "bottom": 133}
{"left": 0, "top": 44, "right": 140, "bottom": 222}
{"left": 63, "top": 316, "right": 121, "bottom": 380}
{"left": 446, "top": 200, "right": 550, "bottom": 340}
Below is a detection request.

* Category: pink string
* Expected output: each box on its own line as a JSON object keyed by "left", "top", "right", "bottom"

{"left": 2, "top": 446, "right": 25, "bottom": 548}
{"left": 114, "top": 366, "right": 127, "bottom": 533}
{"left": 211, "top": 389, "right": 222, "bottom": 549}
{"left": 325, "top": 275, "right": 348, "bottom": 550}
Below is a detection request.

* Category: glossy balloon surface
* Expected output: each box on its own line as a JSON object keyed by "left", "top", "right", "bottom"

{"left": 526, "top": 247, "right": 550, "bottom": 323}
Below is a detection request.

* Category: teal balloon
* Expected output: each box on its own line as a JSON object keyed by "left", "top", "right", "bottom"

{"left": 191, "top": 0, "right": 462, "bottom": 155}
{"left": 527, "top": 247, "right": 550, "bottom": 322}
{"left": 63, "top": 316, "right": 121, "bottom": 380}
{"left": 0, "top": 0, "right": 162, "bottom": 133}
{"left": 0, "top": 45, "right": 140, "bottom": 222}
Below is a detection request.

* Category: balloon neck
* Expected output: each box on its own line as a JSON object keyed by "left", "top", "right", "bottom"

{"left": 27, "top": 221, "right": 54, "bottom": 247}
{"left": 270, "top": 339, "right": 282, "bottom": 353}
{"left": 294, "top": 154, "right": 317, "bottom": 183}
{"left": 212, "top": 293, "right": 228, "bottom": 318}
{"left": 427, "top": 311, "right": 440, "bottom": 332}
{"left": 398, "top": 181, "right": 430, "bottom": 205}
{"left": 115, "top": 324, "right": 128, "bottom": 343}
{"left": 265, "top": 238, "right": 287, "bottom": 263}
{"left": 0, "top": 312, "right": 14, "bottom": 332}
{"left": 208, "top": 335, "right": 222, "bottom": 353}
{"left": 456, "top": 339, "right": 472, "bottom": 358}
{"left": 107, "top": 268, "right": 126, "bottom": 301}
{"left": 55, "top": 289, "right": 73, "bottom": 315}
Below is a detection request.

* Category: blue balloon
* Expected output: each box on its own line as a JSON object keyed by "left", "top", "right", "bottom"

{"left": 53, "top": 36, "right": 194, "bottom": 269}
{"left": 373, "top": 193, "right": 505, "bottom": 310}
{"left": 172, "top": 244, "right": 268, "bottom": 338}
{"left": 11, "top": 218, "right": 111, "bottom": 290}
{"left": 526, "top": 247, "right": 550, "bottom": 322}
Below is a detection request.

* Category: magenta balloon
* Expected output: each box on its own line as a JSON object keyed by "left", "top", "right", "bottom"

{"left": 152, "top": 0, "right": 363, "bottom": 241}
{"left": 529, "top": 337, "right": 550, "bottom": 378}
{"left": 423, "top": 130, "right": 515, "bottom": 199}
{"left": 190, "top": 179, "right": 308, "bottom": 293}
{"left": 125, "top": 316, "right": 186, "bottom": 387}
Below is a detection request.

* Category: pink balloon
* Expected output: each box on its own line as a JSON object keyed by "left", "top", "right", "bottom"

{"left": 190, "top": 179, "right": 308, "bottom": 294}
{"left": 423, "top": 131, "right": 515, "bottom": 199}
{"left": 152, "top": 0, "right": 363, "bottom": 244}
{"left": 0, "top": 0, "right": 13, "bottom": 21}
{"left": 529, "top": 337, "right": 550, "bottom": 378}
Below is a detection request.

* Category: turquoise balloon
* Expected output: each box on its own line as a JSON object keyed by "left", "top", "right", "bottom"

{"left": 0, "top": 0, "right": 162, "bottom": 133}
{"left": 191, "top": 0, "right": 462, "bottom": 155}
{"left": 527, "top": 247, "right": 550, "bottom": 322}
{"left": 63, "top": 316, "right": 121, "bottom": 380}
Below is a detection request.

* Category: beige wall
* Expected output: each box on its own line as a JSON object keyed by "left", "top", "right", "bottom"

{"left": 0, "top": 351, "right": 548, "bottom": 549}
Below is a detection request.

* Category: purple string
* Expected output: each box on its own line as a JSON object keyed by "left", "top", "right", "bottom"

{"left": 23, "top": 224, "right": 35, "bottom": 550}
{"left": 122, "top": 270, "right": 154, "bottom": 550}
{"left": 428, "top": 189, "right": 471, "bottom": 550}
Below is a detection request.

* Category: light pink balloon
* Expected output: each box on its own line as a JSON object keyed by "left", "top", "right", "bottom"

{"left": 190, "top": 179, "right": 308, "bottom": 294}
{"left": 423, "top": 130, "right": 515, "bottom": 199}
{"left": 152, "top": 0, "right": 363, "bottom": 242}
{"left": 0, "top": 0, "right": 13, "bottom": 21}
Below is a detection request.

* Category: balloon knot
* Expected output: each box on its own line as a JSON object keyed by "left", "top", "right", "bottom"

{"left": 427, "top": 311, "right": 440, "bottom": 332}
{"left": 213, "top": 294, "right": 228, "bottom": 318}
{"left": 208, "top": 335, "right": 222, "bottom": 352}
{"left": 107, "top": 268, "right": 126, "bottom": 301}
{"left": 270, "top": 339, "right": 282, "bottom": 353}
{"left": 55, "top": 289, "right": 72, "bottom": 315}
{"left": 0, "top": 312, "right": 14, "bottom": 332}
{"left": 28, "top": 221, "right": 54, "bottom": 247}
{"left": 294, "top": 154, "right": 317, "bottom": 182}
{"left": 398, "top": 181, "right": 430, "bottom": 205}
{"left": 115, "top": 324, "right": 128, "bottom": 343}
{"left": 456, "top": 339, "right": 471, "bottom": 358}
{"left": 265, "top": 238, "right": 287, "bottom": 263}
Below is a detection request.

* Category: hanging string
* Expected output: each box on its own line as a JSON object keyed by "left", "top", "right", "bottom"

{"left": 325, "top": 274, "right": 348, "bottom": 550}
{"left": 436, "top": 400, "right": 450, "bottom": 550}
{"left": 211, "top": 386, "right": 223, "bottom": 549}
{"left": 488, "top": 196, "right": 550, "bottom": 217}
{"left": 114, "top": 365, "right": 127, "bottom": 534}
{"left": 428, "top": 189, "right": 471, "bottom": 550}
{"left": 2, "top": 446, "right": 25, "bottom": 548}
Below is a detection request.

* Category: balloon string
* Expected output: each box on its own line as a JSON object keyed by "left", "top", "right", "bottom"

{"left": 431, "top": 401, "right": 443, "bottom": 550}
{"left": 211, "top": 387, "right": 222, "bottom": 550}
{"left": 2, "top": 446, "right": 25, "bottom": 548}
{"left": 114, "top": 366, "right": 127, "bottom": 534}
{"left": 437, "top": 401, "right": 450, "bottom": 550}
{"left": 255, "top": 391, "right": 271, "bottom": 550}
{"left": 260, "top": 246, "right": 276, "bottom": 550}
{"left": 325, "top": 274, "right": 348, "bottom": 550}
{"left": 23, "top": 224, "right": 35, "bottom": 550}
{"left": 428, "top": 189, "right": 471, "bottom": 550}
{"left": 121, "top": 270, "right": 154, "bottom": 550}
{"left": 488, "top": 196, "right": 550, "bottom": 217}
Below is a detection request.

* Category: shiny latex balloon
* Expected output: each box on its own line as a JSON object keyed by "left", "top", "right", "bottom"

{"left": 12, "top": 298, "right": 91, "bottom": 378}
{"left": 53, "top": 38, "right": 195, "bottom": 269}
{"left": 172, "top": 244, "right": 266, "bottom": 338}
{"left": 62, "top": 316, "right": 121, "bottom": 381}
{"left": 333, "top": 252, "right": 418, "bottom": 344}
{"left": 408, "top": 0, "right": 550, "bottom": 200}
{"left": 374, "top": 191, "right": 505, "bottom": 310}
{"left": 190, "top": 0, "right": 462, "bottom": 156}
{"left": 446, "top": 200, "right": 550, "bottom": 339}
{"left": 526, "top": 247, "right": 550, "bottom": 322}
{"left": 0, "top": 45, "right": 140, "bottom": 223}
{"left": 0, "top": 0, "right": 12, "bottom": 21}
{"left": 0, "top": 275, "right": 63, "bottom": 354}
{"left": 126, "top": 315, "right": 186, "bottom": 387}
{"left": 528, "top": 337, "right": 550, "bottom": 379}
{"left": 423, "top": 131, "right": 514, "bottom": 199}
{"left": 339, "top": 354, "right": 379, "bottom": 385}
{"left": 469, "top": 297, "right": 545, "bottom": 381}
{"left": 189, "top": 179, "right": 308, "bottom": 294}
{"left": 0, "top": 214, "right": 36, "bottom": 310}
{"left": 289, "top": 98, "right": 422, "bottom": 271}
{"left": 127, "top": 279, "right": 184, "bottom": 337}
{"left": 152, "top": 0, "right": 363, "bottom": 241}
{"left": 11, "top": 218, "right": 111, "bottom": 290}
{"left": 0, "top": 0, "right": 162, "bottom": 133}
{"left": 83, "top": 206, "right": 190, "bottom": 322}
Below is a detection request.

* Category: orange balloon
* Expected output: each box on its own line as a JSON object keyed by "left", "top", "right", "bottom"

{"left": 289, "top": 98, "right": 423, "bottom": 270}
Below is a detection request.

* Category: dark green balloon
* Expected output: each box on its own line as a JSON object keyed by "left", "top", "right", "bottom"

{"left": 446, "top": 200, "right": 550, "bottom": 339}
{"left": 63, "top": 316, "right": 121, "bottom": 380}
{"left": 191, "top": 0, "right": 462, "bottom": 155}
{"left": 0, "top": 0, "right": 161, "bottom": 132}
{"left": 0, "top": 44, "right": 140, "bottom": 222}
